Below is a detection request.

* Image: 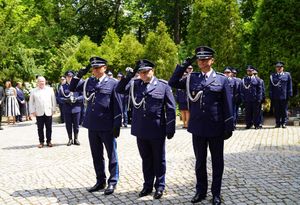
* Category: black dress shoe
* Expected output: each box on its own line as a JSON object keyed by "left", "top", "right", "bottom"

{"left": 153, "top": 190, "right": 163, "bottom": 199}
{"left": 282, "top": 124, "right": 287, "bottom": 128}
{"left": 87, "top": 182, "right": 106, "bottom": 192}
{"left": 245, "top": 125, "right": 252, "bottom": 129}
{"left": 67, "top": 139, "right": 73, "bottom": 146}
{"left": 212, "top": 195, "right": 222, "bottom": 205}
{"left": 104, "top": 184, "right": 116, "bottom": 195}
{"left": 138, "top": 188, "right": 152, "bottom": 197}
{"left": 191, "top": 192, "right": 206, "bottom": 203}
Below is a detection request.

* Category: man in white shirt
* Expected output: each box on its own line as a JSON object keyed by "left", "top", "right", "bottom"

{"left": 29, "top": 76, "right": 57, "bottom": 148}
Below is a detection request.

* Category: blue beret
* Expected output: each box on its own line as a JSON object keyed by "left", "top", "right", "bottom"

{"left": 223, "top": 66, "right": 232, "bottom": 73}
{"left": 89, "top": 56, "right": 107, "bottom": 68}
{"left": 64, "top": 70, "right": 75, "bottom": 77}
{"left": 275, "top": 61, "right": 284, "bottom": 67}
{"left": 136, "top": 59, "right": 155, "bottom": 71}
{"left": 195, "top": 46, "right": 215, "bottom": 59}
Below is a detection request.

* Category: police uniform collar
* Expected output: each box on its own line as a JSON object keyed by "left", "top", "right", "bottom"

{"left": 201, "top": 69, "right": 214, "bottom": 78}
{"left": 98, "top": 74, "right": 107, "bottom": 83}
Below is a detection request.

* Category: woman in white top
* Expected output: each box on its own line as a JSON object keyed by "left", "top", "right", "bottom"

{"left": 4, "top": 80, "right": 20, "bottom": 124}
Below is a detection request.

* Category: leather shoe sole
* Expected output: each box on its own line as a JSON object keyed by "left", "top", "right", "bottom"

{"left": 87, "top": 183, "right": 106, "bottom": 193}
{"left": 191, "top": 193, "right": 206, "bottom": 203}
{"left": 139, "top": 188, "right": 152, "bottom": 197}
{"left": 104, "top": 185, "right": 116, "bottom": 195}
{"left": 153, "top": 190, "right": 163, "bottom": 199}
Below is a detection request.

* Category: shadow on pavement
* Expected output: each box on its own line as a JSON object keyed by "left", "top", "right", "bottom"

{"left": 2, "top": 143, "right": 66, "bottom": 150}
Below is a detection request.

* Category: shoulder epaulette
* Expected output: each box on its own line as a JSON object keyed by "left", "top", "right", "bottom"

{"left": 216, "top": 72, "right": 225, "bottom": 76}
{"left": 158, "top": 79, "right": 168, "bottom": 84}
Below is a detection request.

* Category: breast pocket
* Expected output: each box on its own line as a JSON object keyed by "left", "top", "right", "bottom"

{"left": 147, "top": 93, "right": 164, "bottom": 117}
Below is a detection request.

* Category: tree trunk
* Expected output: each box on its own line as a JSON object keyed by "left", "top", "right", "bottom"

{"left": 174, "top": 0, "right": 181, "bottom": 44}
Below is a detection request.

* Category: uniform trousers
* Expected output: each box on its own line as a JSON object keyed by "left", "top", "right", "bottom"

{"left": 36, "top": 114, "right": 52, "bottom": 143}
{"left": 273, "top": 99, "right": 288, "bottom": 125}
{"left": 244, "top": 101, "right": 260, "bottom": 127}
{"left": 137, "top": 137, "right": 166, "bottom": 191}
{"left": 192, "top": 135, "right": 224, "bottom": 196}
{"left": 88, "top": 130, "right": 119, "bottom": 186}
{"left": 64, "top": 112, "right": 80, "bottom": 135}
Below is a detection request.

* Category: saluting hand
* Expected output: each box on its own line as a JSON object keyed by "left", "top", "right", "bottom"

{"left": 77, "top": 64, "right": 91, "bottom": 78}
{"left": 181, "top": 55, "right": 197, "bottom": 69}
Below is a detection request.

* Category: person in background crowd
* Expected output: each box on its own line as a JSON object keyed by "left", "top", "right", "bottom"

{"left": 107, "top": 71, "right": 113, "bottom": 78}
{"left": 253, "top": 68, "right": 265, "bottom": 128}
{"left": 223, "top": 67, "right": 239, "bottom": 129}
{"left": 58, "top": 70, "right": 84, "bottom": 146}
{"left": 117, "top": 72, "right": 129, "bottom": 127}
{"left": 169, "top": 46, "right": 233, "bottom": 205}
{"left": 69, "top": 57, "right": 122, "bottom": 195}
{"left": 29, "top": 76, "right": 57, "bottom": 148}
{"left": 175, "top": 70, "right": 190, "bottom": 129}
{"left": 231, "top": 68, "right": 242, "bottom": 128}
{"left": 0, "top": 84, "right": 5, "bottom": 130}
{"left": 23, "top": 82, "right": 32, "bottom": 121}
{"left": 269, "top": 61, "right": 293, "bottom": 128}
{"left": 4, "top": 80, "right": 20, "bottom": 124}
{"left": 240, "top": 65, "right": 262, "bottom": 129}
{"left": 116, "top": 59, "right": 176, "bottom": 200}
{"left": 56, "top": 76, "right": 66, "bottom": 123}
{"left": 15, "top": 82, "right": 26, "bottom": 122}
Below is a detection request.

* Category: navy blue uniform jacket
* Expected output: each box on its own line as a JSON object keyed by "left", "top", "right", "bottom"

{"left": 169, "top": 65, "right": 234, "bottom": 137}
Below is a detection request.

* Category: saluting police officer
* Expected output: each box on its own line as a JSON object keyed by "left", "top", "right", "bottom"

{"left": 58, "top": 70, "right": 84, "bottom": 146}
{"left": 240, "top": 65, "right": 262, "bottom": 129}
{"left": 269, "top": 61, "right": 293, "bottom": 128}
{"left": 116, "top": 59, "right": 176, "bottom": 199}
{"left": 69, "top": 57, "right": 122, "bottom": 195}
{"left": 169, "top": 46, "right": 233, "bottom": 205}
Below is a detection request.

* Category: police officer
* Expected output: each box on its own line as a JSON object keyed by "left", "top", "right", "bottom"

{"left": 269, "top": 61, "right": 293, "bottom": 128}
{"left": 231, "top": 68, "right": 242, "bottom": 127}
{"left": 58, "top": 70, "right": 84, "bottom": 146}
{"left": 253, "top": 68, "right": 265, "bottom": 128}
{"left": 169, "top": 46, "right": 233, "bottom": 205}
{"left": 116, "top": 59, "right": 176, "bottom": 199}
{"left": 69, "top": 57, "right": 122, "bottom": 195}
{"left": 223, "top": 67, "right": 239, "bottom": 129}
{"left": 240, "top": 65, "right": 262, "bottom": 129}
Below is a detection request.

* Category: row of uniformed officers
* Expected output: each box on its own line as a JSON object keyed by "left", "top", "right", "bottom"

{"left": 56, "top": 46, "right": 292, "bottom": 205}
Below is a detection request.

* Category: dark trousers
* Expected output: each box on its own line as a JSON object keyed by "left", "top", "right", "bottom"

{"left": 64, "top": 112, "right": 80, "bottom": 136}
{"left": 137, "top": 137, "right": 166, "bottom": 191}
{"left": 192, "top": 135, "right": 224, "bottom": 196}
{"left": 259, "top": 103, "right": 264, "bottom": 126}
{"left": 88, "top": 130, "right": 119, "bottom": 186}
{"left": 16, "top": 102, "right": 25, "bottom": 122}
{"left": 36, "top": 114, "right": 53, "bottom": 143}
{"left": 123, "top": 105, "right": 128, "bottom": 125}
{"left": 273, "top": 99, "right": 288, "bottom": 125}
{"left": 58, "top": 104, "right": 64, "bottom": 123}
{"left": 244, "top": 101, "right": 260, "bottom": 127}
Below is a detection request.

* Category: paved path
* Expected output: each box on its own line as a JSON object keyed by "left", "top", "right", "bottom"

{"left": 0, "top": 120, "right": 299, "bottom": 205}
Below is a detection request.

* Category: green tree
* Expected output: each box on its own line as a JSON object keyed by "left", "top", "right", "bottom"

{"left": 251, "top": 0, "right": 300, "bottom": 95}
{"left": 99, "top": 28, "right": 120, "bottom": 72}
{"left": 187, "top": 0, "right": 242, "bottom": 70}
{"left": 144, "top": 21, "right": 178, "bottom": 80}
{"left": 117, "top": 34, "right": 144, "bottom": 72}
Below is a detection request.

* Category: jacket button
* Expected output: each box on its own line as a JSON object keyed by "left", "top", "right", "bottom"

{"left": 202, "top": 110, "right": 205, "bottom": 113}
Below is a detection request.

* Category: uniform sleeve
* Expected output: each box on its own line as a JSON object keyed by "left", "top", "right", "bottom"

{"left": 168, "top": 64, "right": 187, "bottom": 89}
{"left": 261, "top": 80, "right": 266, "bottom": 101}
{"left": 69, "top": 77, "right": 84, "bottom": 92}
{"left": 113, "top": 83, "right": 123, "bottom": 129}
{"left": 240, "top": 80, "right": 245, "bottom": 102}
{"left": 287, "top": 73, "right": 293, "bottom": 97}
{"left": 115, "top": 76, "right": 131, "bottom": 95}
{"left": 269, "top": 75, "right": 273, "bottom": 99}
{"left": 29, "top": 90, "right": 35, "bottom": 114}
{"left": 223, "top": 78, "right": 234, "bottom": 132}
{"left": 165, "top": 84, "right": 176, "bottom": 135}
{"left": 256, "top": 78, "right": 262, "bottom": 102}
{"left": 51, "top": 88, "right": 57, "bottom": 113}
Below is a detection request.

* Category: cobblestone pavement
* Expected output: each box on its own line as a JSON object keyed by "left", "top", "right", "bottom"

{"left": 0, "top": 120, "right": 299, "bottom": 205}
